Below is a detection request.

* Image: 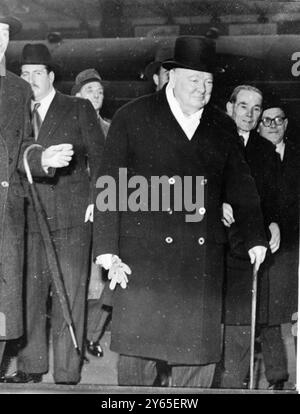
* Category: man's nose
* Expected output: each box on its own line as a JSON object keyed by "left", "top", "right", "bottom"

{"left": 246, "top": 108, "right": 254, "bottom": 118}
{"left": 196, "top": 82, "right": 205, "bottom": 93}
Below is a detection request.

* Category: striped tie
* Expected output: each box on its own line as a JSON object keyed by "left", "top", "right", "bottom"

{"left": 31, "top": 102, "right": 42, "bottom": 140}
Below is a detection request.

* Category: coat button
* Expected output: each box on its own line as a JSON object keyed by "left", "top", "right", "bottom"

{"left": 165, "top": 236, "right": 173, "bottom": 244}
{"left": 198, "top": 237, "right": 205, "bottom": 245}
{"left": 168, "top": 177, "right": 176, "bottom": 185}
{"left": 1, "top": 181, "right": 9, "bottom": 188}
{"left": 201, "top": 178, "right": 207, "bottom": 185}
{"left": 199, "top": 207, "right": 206, "bottom": 215}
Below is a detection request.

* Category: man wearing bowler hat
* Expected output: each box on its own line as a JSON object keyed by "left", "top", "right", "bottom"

{"left": 0, "top": 17, "right": 74, "bottom": 371}
{"left": 2, "top": 43, "right": 104, "bottom": 384}
{"left": 144, "top": 45, "right": 173, "bottom": 92}
{"left": 93, "top": 36, "right": 268, "bottom": 387}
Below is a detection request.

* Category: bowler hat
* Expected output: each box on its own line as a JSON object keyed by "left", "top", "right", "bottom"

{"left": 20, "top": 43, "right": 56, "bottom": 70}
{"left": 0, "top": 15, "right": 22, "bottom": 36}
{"left": 71, "top": 68, "right": 102, "bottom": 95}
{"left": 163, "top": 36, "right": 219, "bottom": 73}
{"left": 144, "top": 45, "right": 173, "bottom": 80}
{"left": 263, "top": 92, "right": 286, "bottom": 113}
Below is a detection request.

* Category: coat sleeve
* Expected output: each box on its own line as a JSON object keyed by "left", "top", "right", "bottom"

{"left": 93, "top": 109, "right": 129, "bottom": 257}
{"left": 224, "top": 140, "right": 268, "bottom": 251}
{"left": 78, "top": 99, "right": 105, "bottom": 204}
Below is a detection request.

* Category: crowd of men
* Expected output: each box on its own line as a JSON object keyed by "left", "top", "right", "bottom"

{"left": 0, "top": 14, "right": 298, "bottom": 389}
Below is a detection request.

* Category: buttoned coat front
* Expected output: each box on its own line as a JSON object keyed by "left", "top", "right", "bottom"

{"left": 94, "top": 89, "right": 267, "bottom": 365}
{"left": 0, "top": 71, "right": 44, "bottom": 340}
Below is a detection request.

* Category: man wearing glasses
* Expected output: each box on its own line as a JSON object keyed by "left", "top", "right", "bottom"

{"left": 220, "top": 85, "right": 281, "bottom": 388}
{"left": 257, "top": 96, "right": 299, "bottom": 390}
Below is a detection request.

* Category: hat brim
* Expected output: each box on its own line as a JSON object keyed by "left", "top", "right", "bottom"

{"left": 0, "top": 16, "right": 22, "bottom": 36}
{"left": 144, "top": 61, "right": 163, "bottom": 80}
{"left": 71, "top": 77, "right": 102, "bottom": 96}
{"left": 162, "top": 60, "right": 224, "bottom": 74}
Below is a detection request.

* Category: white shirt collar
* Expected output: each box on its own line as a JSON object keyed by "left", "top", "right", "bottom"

{"left": 275, "top": 139, "right": 285, "bottom": 161}
{"left": 166, "top": 82, "right": 204, "bottom": 140}
{"left": 32, "top": 88, "right": 56, "bottom": 121}
{"left": 238, "top": 130, "right": 250, "bottom": 146}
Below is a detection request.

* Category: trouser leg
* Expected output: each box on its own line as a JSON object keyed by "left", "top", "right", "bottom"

{"left": 17, "top": 232, "right": 50, "bottom": 374}
{"left": 118, "top": 354, "right": 158, "bottom": 386}
{"left": 219, "top": 325, "right": 251, "bottom": 388}
{"left": 51, "top": 225, "right": 91, "bottom": 384}
{"left": 171, "top": 363, "right": 216, "bottom": 388}
{"left": 260, "top": 325, "right": 288, "bottom": 384}
{"left": 87, "top": 300, "right": 111, "bottom": 343}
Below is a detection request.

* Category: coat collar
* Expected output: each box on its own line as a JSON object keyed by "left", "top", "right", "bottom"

{"left": 152, "top": 89, "right": 224, "bottom": 168}
{"left": 0, "top": 75, "right": 22, "bottom": 134}
{"left": 36, "top": 91, "right": 71, "bottom": 143}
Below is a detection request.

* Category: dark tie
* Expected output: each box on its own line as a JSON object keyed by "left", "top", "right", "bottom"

{"left": 31, "top": 102, "right": 42, "bottom": 140}
{"left": 274, "top": 147, "right": 282, "bottom": 176}
{"left": 238, "top": 134, "right": 245, "bottom": 146}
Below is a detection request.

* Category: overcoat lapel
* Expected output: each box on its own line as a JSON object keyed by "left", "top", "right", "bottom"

{"left": 0, "top": 77, "right": 21, "bottom": 138}
{"left": 153, "top": 90, "right": 214, "bottom": 167}
{"left": 37, "top": 92, "right": 71, "bottom": 143}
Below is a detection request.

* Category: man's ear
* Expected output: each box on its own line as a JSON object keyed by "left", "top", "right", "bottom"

{"left": 153, "top": 74, "right": 159, "bottom": 87}
{"left": 49, "top": 71, "right": 55, "bottom": 84}
{"left": 226, "top": 101, "right": 233, "bottom": 117}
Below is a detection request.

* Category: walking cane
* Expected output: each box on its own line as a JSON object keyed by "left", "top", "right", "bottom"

{"left": 23, "top": 144, "right": 80, "bottom": 355}
{"left": 249, "top": 264, "right": 258, "bottom": 390}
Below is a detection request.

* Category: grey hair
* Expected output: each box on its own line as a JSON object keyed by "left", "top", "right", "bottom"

{"left": 229, "top": 85, "right": 263, "bottom": 103}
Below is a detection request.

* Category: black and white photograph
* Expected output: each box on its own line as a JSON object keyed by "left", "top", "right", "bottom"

{"left": 0, "top": 0, "right": 298, "bottom": 396}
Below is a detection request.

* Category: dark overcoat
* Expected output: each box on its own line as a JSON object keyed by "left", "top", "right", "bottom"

{"left": 0, "top": 71, "right": 45, "bottom": 340}
{"left": 224, "top": 131, "right": 279, "bottom": 325}
{"left": 26, "top": 91, "right": 105, "bottom": 232}
{"left": 264, "top": 139, "right": 299, "bottom": 325}
{"left": 94, "top": 89, "right": 267, "bottom": 365}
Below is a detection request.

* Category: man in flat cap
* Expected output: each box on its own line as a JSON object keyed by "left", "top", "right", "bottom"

{"left": 72, "top": 68, "right": 110, "bottom": 137}
{"left": 0, "top": 17, "right": 74, "bottom": 371}
{"left": 93, "top": 36, "right": 268, "bottom": 387}
{"left": 72, "top": 68, "right": 111, "bottom": 360}
{"left": 2, "top": 43, "right": 104, "bottom": 385}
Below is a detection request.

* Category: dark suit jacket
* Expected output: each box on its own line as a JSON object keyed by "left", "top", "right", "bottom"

{"left": 265, "top": 138, "right": 300, "bottom": 324}
{"left": 224, "top": 130, "right": 279, "bottom": 325}
{"left": 93, "top": 88, "right": 267, "bottom": 365}
{"left": 26, "top": 91, "right": 105, "bottom": 232}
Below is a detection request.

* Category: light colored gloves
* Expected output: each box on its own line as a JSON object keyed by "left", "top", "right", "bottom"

{"left": 108, "top": 256, "right": 132, "bottom": 290}
{"left": 268, "top": 222, "right": 281, "bottom": 253}
{"left": 84, "top": 204, "right": 94, "bottom": 223}
{"left": 248, "top": 245, "right": 267, "bottom": 272}
{"left": 96, "top": 254, "right": 132, "bottom": 290}
{"left": 222, "top": 202, "right": 235, "bottom": 227}
{"left": 41, "top": 143, "right": 74, "bottom": 171}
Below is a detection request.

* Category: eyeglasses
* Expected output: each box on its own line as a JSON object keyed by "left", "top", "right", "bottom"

{"left": 260, "top": 116, "right": 286, "bottom": 127}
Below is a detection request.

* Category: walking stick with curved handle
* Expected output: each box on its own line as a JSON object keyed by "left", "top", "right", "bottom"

{"left": 23, "top": 144, "right": 80, "bottom": 354}
{"left": 249, "top": 265, "right": 258, "bottom": 390}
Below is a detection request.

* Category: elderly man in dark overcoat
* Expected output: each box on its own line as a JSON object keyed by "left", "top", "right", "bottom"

{"left": 220, "top": 85, "right": 280, "bottom": 389}
{"left": 2, "top": 43, "right": 104, "bottom": 385}
{"left": 0, "top": 16, "right": 73, "bottom": 369}
{"left": 93, "top": 36, "right": 268, "bottom": 387}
